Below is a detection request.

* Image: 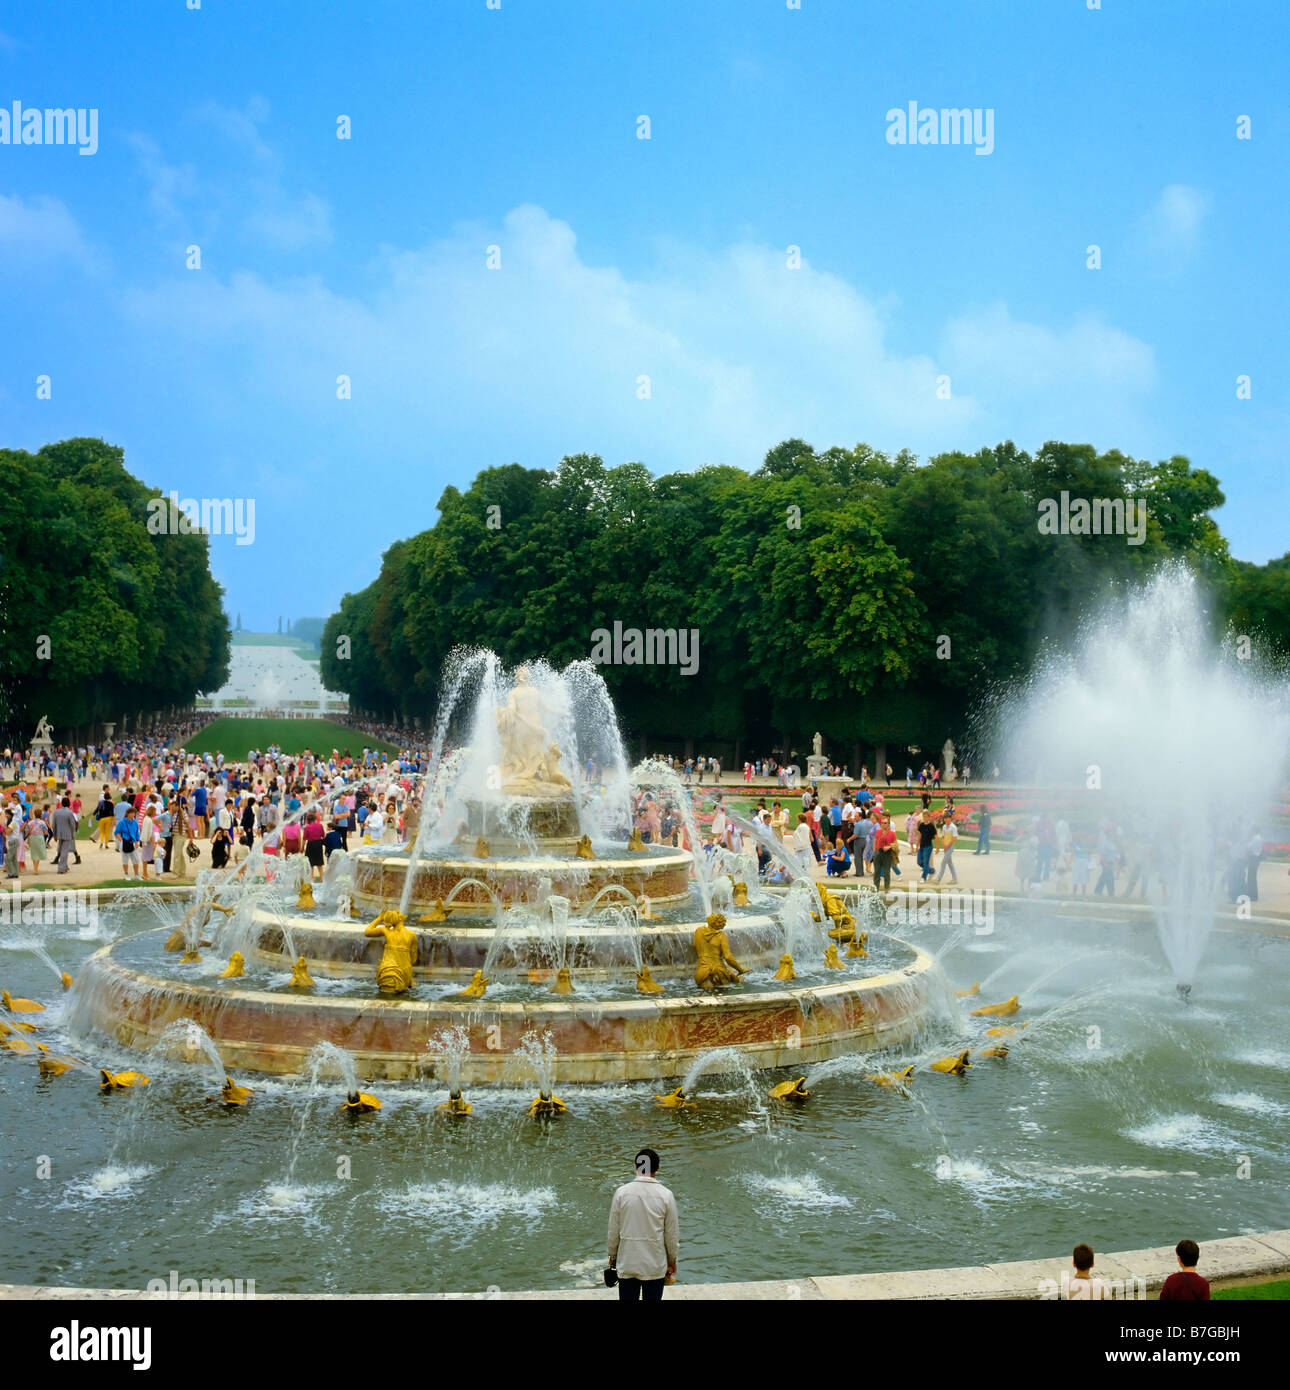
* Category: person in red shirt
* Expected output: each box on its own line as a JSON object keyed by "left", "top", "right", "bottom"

{"left": 68, "top": 793, "right": 84, "bottom": 866}
{"left": 1159, "top": 1239, "right": 1210, "bottom": 1300}
{"left": 872, "top": 816, "right": 899, "bottom": 891}
{"left": 302, "top": 811, "right": 327, "bottom": 882}
{"left": 282, "top": 818, "right": 302, "bottom": 858}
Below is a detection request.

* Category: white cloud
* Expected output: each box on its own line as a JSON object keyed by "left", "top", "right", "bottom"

{"left": 245, "top": 191, "right": 331, "bottom": 253}
{"left": 128, "top": 133, "right": 200, "bottom": 227}
{"left": 119, "top": 204, "right": 1157, "bottom": 473}
{"left": 0, "top": 193, "right": 90, "bottom": 269}
{"left": 129, "top": 99, "right": 331, "bottom": 252}
{"left": 942, "top": 301, "right": 1156, "bottom": 391}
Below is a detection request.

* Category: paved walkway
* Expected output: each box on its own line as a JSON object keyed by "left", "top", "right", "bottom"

{"left": 2, "top": 835, "right": 205, "bottom": 892}
{"left": 21, "top": 839, "right": 1289, "bottom": 921}
{"left": 800, "top": 848, "right": 1290, "bottom": 920}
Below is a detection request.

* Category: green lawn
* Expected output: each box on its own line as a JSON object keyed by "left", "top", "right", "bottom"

{"left": 1214, "top": 1278, "right": 1290, "bottom": 1300}
{"left": 183, "top": 717, "right": 400, "bottom": 758}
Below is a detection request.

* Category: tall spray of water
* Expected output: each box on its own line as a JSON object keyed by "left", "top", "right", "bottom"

{"left": 401, "top": 651, "right": 633, "bottom": 914}
{"left": 399, "top": 647, "right": 494, "bottom": 913}
{"left": 996, "top": 567, "right": 1290, "bottom": 986}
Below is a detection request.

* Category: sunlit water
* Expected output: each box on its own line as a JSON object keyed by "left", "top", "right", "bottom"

{"left": 998, "top": 567, "right": 1290, "bottom": 985}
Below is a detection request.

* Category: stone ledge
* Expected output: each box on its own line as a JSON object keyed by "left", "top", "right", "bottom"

{"left": 4, "top": 1230, "right": 1286, "bottom": 1300}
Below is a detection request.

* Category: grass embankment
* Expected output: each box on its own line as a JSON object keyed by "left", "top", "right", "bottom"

{"left": 1214, "top": 1278, "right": 1290, "bottom": 1300}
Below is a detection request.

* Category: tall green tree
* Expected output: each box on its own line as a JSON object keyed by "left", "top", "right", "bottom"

{"left": 318, "top": 436, "right": 1263, "bottom": 757}
{"left": 0, "top": 438, "right": 230, "bottom": 736}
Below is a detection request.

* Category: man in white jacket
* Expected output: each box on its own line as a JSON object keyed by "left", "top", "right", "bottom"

{"left": 607, "top": 1149, "right": 679, "bottom": 1300}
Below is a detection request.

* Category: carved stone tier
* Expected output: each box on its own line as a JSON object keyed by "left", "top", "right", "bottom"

{"left": 246, "top": 909, "right": 791, "bottom": 979}
{"left": 456, "top": 793, "right": 580, "bottom": 847}
{"left": 76, "top": 931, "right": 940, "bottom": 1083}
{"left": 352, "top": 849, "right": 693, "bottom": 915}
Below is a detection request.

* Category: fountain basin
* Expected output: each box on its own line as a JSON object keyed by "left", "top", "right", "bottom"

{"left": 21, "top": 896, "right": 1290, "bottom": 1295}
{"left": 73, "top": 934, "right": 942, "bottom": 1083}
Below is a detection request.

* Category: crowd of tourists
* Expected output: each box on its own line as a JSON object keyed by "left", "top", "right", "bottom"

{"left": 631, "top": 782, "right": 1268, "bottom": 905}
{"left": 0, "top": 731, "right": 428, "bottom": 885}
{"left": 337, "top": 714, "right": 430, "bottom": 755}
{"left": 644, "top": 755, "right": 989, "bottom": 790}
{"left": 1, "top": 717, "right": 1272, "bottom": 906}
{"left": 632, "top": 781, "right": 972, "bottom": 890}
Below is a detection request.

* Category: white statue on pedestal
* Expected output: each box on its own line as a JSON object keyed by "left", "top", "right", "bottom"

{"left": 31, "top": 715, "right": 53, "bottom": 746}
{"left": 807, "top": 730, "right": 829, "bottom": 777}
{"left": 495, "top": 667, "right": 571, "bottom": 796}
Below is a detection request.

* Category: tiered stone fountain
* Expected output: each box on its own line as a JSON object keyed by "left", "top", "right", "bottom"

{"left": 76, "top": 655, "right": 944, "bottom": 1082}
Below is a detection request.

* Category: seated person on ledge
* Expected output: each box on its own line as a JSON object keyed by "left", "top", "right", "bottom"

{"left": 1159, "top": 1239, "right": 1210, "bottom": 1301}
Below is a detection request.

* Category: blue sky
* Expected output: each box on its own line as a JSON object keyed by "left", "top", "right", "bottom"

{"left": 2, "top": 0, "right": 1287, "bottom": 629}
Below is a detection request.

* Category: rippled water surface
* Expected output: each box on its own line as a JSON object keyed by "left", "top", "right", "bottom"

{"left": 2, "top": 903, "right": 1286, "bottom": 1293}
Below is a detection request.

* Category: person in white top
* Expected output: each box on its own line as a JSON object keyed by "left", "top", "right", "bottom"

{"left": 607, "top": 1149, "right": 679, "bottom": 1300}
{"left": 792, "top": 813, "right": 815, "bottom": 868}
{"left": 1065, "top": 1243, "right": 1110, "bottom": 1300}
{"left": 935, "top": 816, "right": 959, "bottom": 883}
{"left": 138, "top": 805, "right": 157, "bottom": 881}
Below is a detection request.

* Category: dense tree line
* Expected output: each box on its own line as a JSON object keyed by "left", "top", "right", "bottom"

{"left": 0, "top": 438, "right": 230, "bottom": 739}
{"left": 319, "top": 438, "right": 1278, "bottom": 762}
{"left": 321, "top": 439, "right": 1282, "bottom": 763}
